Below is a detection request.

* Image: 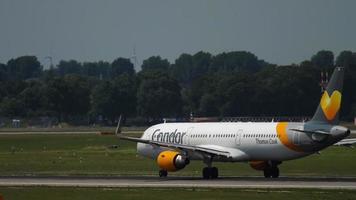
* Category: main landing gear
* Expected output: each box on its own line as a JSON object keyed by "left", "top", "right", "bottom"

{"left": 202, "top": 156, "right": 218, "bottom": 179}
{"left": 202, "top": 167, "right": 219, "bottom": 179}
{"left": 263, "top": 166, "right": 280, "bottom": 178}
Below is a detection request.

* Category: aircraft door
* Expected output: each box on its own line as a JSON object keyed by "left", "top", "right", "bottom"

{"left": 293, "top": 132, "right": 300, "bottom": 145}
{"left": 144, "top": 127, "right": 153, "bottom": 140}
{"left": 236, "top": 129, "right": 242, "bottom": 146}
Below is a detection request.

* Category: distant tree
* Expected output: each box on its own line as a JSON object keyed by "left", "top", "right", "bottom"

{"left": 63, "top": 75, "right": 90, "bottom": 116}
{"left": 311, "top": 50, "right": 334, "bottom": 70}
{"left": 210, "top": 51, "right": 265, "bottom": 73}
{"left": 137, "top": 71, "right": 182, "bottom": 118}
{"left": 141, "top": 56, "right": 170, "bottom": 72}
{"left": 334, "top": 51, "right": 356, "bottom": 119}
{"left": 90, "top": 81, "right": 117, "bottom": 122}
{"left": 253, "top": 65, "right": 319, "bottom": 116}
{"left": 188, "top": 73, "right": 219, "bottom": 115}
{"left": 0, "top": 80, "right": 27, "bottom": 99}
{"left": 336, "top": 51, "right": 353, "bottom": 67}
{"left": 1, "top": 50, "right": 356, "bottom": 123}
{"left": 0, "top": 97, "right": 23, "bottom": 117}
{"left": 336, "top": 51, "right": 356, "bottom": 71}
{"left": 299, "top": 60, "right": 313, "bottom": 68}
{"left": 44, "top": 75, "right": 90, "bottom": 121}
{"left": 0, "top": 80, "right": 28, "bottom": 117}
{"left": 6, "top": 56, "right": 42, "bottom": 80}
{"left": 90, "top": 73, "right": 136, "bottom": 123}
{"left": 171, "top": 52, "right": 211, "bottom": 87}
{"left": 217, "top": 73, "right": 254, "bottom": 116}
{"left": 111, "top": 58, "right": 135, "bottom": 77}
{"left": 198, "top": 93, "right": 219, "bottom": 117}
{"left": 112, "top": 74, "right": 137, "bottom": 116}
{"left": 18, "top": 81, "right": 46, "bottom": 117}
{"left": 56, "top": 60, "right": 82, "bottom": 76}
{"left": 0, "top": 63, "right": 6, "bottom": 81}
{"left": 189, "top": 72, "right": 255, "bottom": 117}
{"left": 190, "top": 51, "right": 212, "bottom": 82}
{"left": 170, "top": 53, "right": 194, "bottom": 86}
{"left": 82, "top": 61, "right": 111, "bottom": 79}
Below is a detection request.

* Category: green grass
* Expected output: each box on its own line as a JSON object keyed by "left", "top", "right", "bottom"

{"left": 0, "top": 187, "right": 356, "bottom": 200}
{"left": 0, "top": 134, "right": 355, "bottom": 177}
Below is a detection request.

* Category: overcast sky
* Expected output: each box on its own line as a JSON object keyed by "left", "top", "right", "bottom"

{"left": 1, "top": 0, "right": 356, "bottom": 69}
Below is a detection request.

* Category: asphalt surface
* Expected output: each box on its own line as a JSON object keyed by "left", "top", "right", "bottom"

{"left": 0, "top": 176, "right": 356, "bottom": 189}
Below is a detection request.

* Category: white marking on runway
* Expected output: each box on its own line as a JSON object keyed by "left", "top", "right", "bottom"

{"left": 0, "top": 177, "right": 356, "bottom": 189}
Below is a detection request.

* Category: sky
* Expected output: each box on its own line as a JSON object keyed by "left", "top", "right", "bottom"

{"left": 1, "top": 0, "right": 356, "bottom": 70}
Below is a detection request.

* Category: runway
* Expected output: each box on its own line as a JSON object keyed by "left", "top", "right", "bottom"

{"left": 0, "top": 176, "right": 356, "bottom": 189}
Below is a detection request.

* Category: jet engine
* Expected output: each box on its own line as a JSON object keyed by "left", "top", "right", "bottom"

{"left": 156, "top": 151, "right": 190, "bottom": 172}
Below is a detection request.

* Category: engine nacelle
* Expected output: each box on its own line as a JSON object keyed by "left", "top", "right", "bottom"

{"left": 156, "top": 151, "right": 189, "bottom": 172}
{"left": 249, "top": 161, "right": 268, "bottom": 171}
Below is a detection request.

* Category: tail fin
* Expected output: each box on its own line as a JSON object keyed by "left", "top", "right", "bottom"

{"left": 309, "top": 67, "right": 344, "bottom": 125}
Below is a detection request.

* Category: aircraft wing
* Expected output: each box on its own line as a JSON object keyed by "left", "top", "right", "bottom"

{"left": 118, "top": 135, "right": 248, "bottom": 160}
{"left": 334, "top": 138, "right": 356, "bottom": 147}
{"left": 115, "top": 118, "right": 248, "bottom": 160}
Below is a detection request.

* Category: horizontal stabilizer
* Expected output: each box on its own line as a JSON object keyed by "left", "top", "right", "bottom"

{"left": 334, "top": 138, "right": 356, "bottom": 147}
{"left": 289, "top": 129, "right": 330, "bottom": 135}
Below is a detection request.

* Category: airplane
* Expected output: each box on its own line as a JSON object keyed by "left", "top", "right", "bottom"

{"left": 117, "top": 67, "right": 356, "bottom": 179}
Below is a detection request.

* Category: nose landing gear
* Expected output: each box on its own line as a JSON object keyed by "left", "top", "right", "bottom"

{"left": 159, "top": 169, "right": 168, "bottom": 177}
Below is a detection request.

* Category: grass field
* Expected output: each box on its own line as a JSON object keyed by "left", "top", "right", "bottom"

{"left": 0, "top": 187, "right": 356, "bottom": 200}
{"left": 0, "top": 133, "right": 356, "bottom": 177}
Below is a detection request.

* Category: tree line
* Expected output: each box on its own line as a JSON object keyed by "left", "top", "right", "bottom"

{"left": 0, "top": 50, "right": 356, "bottom": 125}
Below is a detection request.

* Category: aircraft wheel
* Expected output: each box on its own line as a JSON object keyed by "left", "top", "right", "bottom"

{"left": 263, "top": 168, "right": 272, "bottom": 178}
{"left": 271, "top": 167, "right": 279, "bottom": 178}
{"left": 211, "top": 167, "right": 219, "bottom": 179}
{"left": 159, "top": 170, "right": 168, "bottom": 177}
{"left": 202, "top": 167, "right": 219, "bottom": 179}
{"left": 202, "top": 167, "right": 211, "bottom": 179}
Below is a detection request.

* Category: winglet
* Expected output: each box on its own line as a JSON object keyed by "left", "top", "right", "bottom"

{"left": 115, "top": 115, "right": 122, "bottom": 136}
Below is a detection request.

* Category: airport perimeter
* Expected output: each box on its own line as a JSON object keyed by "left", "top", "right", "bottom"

{"left": 0, "top": 129, "right": 356, "bottom": 200}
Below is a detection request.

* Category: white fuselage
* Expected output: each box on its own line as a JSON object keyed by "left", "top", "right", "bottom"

{"left": 137, "top": 122, "right": 314, "bottom": 162}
